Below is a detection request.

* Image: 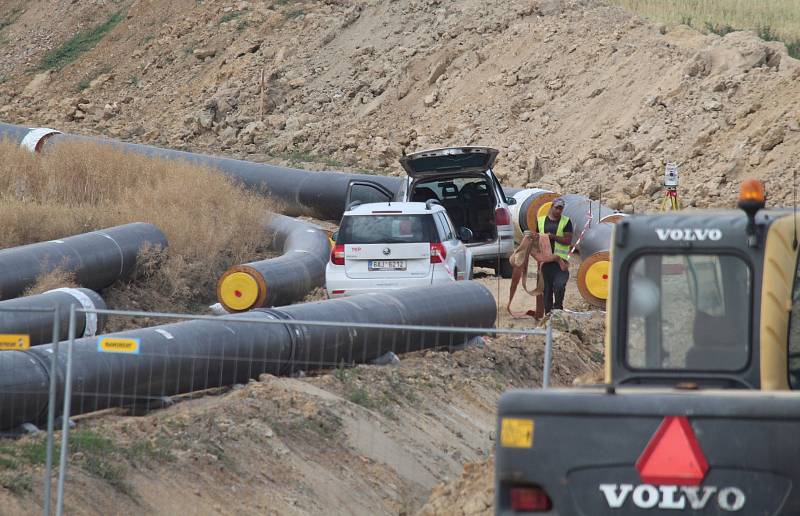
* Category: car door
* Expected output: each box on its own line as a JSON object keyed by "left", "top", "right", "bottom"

{"left": 436, "top": 211, "right": 468, "bottom": 279}
{"left": 344, "top": 180, "right": 395, "bottom": 210}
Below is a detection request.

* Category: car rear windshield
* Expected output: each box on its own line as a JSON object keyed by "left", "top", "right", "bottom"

{"left": 625, "top": 253, "right": 751, "bottom": 372}
{"left": 338, "top": 214, "right": 437, "bottom": 244}
{"left": 406, "top": 153, "right": 490, "bottom": 174}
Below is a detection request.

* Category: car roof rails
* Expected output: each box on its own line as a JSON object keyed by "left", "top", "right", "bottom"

{"left": 346, "top": 200, "right": 363, "bottom": 211}
{"left": 426, "top": 199, "right": 441, "bottom": 210}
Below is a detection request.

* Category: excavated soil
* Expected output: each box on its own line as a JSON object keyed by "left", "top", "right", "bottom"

{"left": 0, "top": 294, "right": 604, "bottom": 515}
{"left": 1, "top": 0, "right": 798, "bottom": 513}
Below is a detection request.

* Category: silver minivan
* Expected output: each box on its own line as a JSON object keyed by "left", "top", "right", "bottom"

{"left": 344, "top": 147, "right": 515, "bottom": 277}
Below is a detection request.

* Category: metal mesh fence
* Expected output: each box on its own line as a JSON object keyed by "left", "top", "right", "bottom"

{"left": 0, "top": 303, "right": 553, "bottom": 515}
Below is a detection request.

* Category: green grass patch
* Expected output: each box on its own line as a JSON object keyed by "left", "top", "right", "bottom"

{"left": 0, "top": 471, "right": 32, "bottom": 494}
{"left": 273, "top": 150, "right": 346, "bottom": 168}
{"left": 0, "top": 429, "right": 174, "bottom": 497}
{"left": 265, "top": 408, "right": 343, "bottom": 441}
{"left": 39, "top": 11, "right": 124, "bottom": 70}
{"left": 82, "top": 456, "right": 131, "bottom": 494}
{"left": 17, "top": 439, "right": 48, "bottom": 465}
{"left": 347, "top": 386, "right": 377, "bottom": 409}
{"left": 0, "top": 455, "right": 19, "bottom": 470}
{"left": 124, "top": 437, "right": 175, "bottom": 464}
{"left": 219, "top": 10, "right": 246, "bottom": 24}
{"left": 334, "top": 367, "right": 414, "bottom": 420}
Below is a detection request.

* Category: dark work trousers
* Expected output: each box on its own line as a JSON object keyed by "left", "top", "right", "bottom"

{"left": 541, "top": 261, "right": 569, "bottom": 313}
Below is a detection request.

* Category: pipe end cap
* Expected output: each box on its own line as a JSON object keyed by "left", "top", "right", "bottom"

{"left": 218, "top": 271, "right": 263, "bottom": 312}
{"left": 577, "top": 252, "right": 610, "bottom": 307}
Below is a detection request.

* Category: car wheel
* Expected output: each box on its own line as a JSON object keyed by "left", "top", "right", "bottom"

{"left": 497, "top": 258, "right": 513, "bottom": 279}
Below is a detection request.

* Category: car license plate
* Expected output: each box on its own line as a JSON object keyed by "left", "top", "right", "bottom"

{"left": 368, "top": 260, "right": 407, "bottom": 271}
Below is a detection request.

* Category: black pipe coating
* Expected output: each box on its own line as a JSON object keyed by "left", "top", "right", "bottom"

{"left": 217, "top": 214, "right": 332, "bottom": 311}
{"left": 0, "top": 288, "right": 106, "bottom": 345}
{"left": 0, "top": 123, "right": 402, "bottom": 221}
{"left": 559, "top": 193, "right": 618, "bottom": 238}
{"left": 0, "top": 223, "right": 168, "bottom": 301}
{"left": 0, "top": 281, "right": 496, "bottom": 429}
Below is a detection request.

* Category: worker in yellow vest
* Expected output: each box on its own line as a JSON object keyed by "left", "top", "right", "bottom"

{"left": 537, "top": 197, "right": 573, "bottom": 314}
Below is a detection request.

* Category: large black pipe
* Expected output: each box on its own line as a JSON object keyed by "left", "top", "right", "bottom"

{"left": 0, "top": 288, "right": 106, "bottom": 345}
{"left": 217, "top": 214, "right": 331, "bottom": 311}
{"left": 0, "top": 223, "right": 168, "bottom": 300}
{"left": 0, "top": 281, "right": 496, "bottom": 429}
{"left": 0, "top": 123, "right": 402, "bottom": 221}
{"left": 3, "top": 123, "right": 619, "bottom": 306}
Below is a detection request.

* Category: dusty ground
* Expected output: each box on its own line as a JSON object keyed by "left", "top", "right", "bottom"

{"left": 1, "top": 0, "right": 799, "bottom": 208}
{"left": 1, "top": 0, "right": 797, "bottom": 513}
{"left": 0, "top": 278, "right": 603, "bottom": 515}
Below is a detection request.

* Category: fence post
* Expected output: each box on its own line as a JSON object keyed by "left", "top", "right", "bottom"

{"left": 43, "top": 308, "right": 60, "bottom": 516}
{"left": 542, "top": 319, "right": 553, "bottom": 388}
{"left": 55, "top": 304, "right": 76, "bottom": 516}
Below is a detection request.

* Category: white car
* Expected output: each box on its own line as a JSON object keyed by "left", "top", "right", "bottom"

{"left": 344, "top": 147, "right": 516, "bottom": 278}
{"left": 326, "top": 201, "right": 473, "bottom": 298}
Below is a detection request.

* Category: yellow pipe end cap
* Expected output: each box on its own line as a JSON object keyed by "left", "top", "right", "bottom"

{"left": 219, "top": 272, "right": 261, "bottom": 311}
{"left": 585, "top": 260, "right": 610, "bottom": 300}
{"left": 537, "top": 201, "right": 553, "bottom": 219}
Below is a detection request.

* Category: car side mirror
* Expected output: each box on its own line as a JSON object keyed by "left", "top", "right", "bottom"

{"left": 506, "top": 197, "right": 517, "bottom": 205}
{"left": 459, "top": 227, "right": 473, "bottom": 242}
{"left": 331, "top": 231, "right": 338, "bottom": 242}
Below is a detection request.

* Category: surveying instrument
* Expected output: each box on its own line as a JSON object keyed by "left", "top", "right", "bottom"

{"left": 661, "top": 162, "right": 680, "bottom": 211}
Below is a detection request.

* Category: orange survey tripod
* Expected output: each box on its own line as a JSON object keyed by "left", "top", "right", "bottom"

{"left": 661, "top": 163, "right": 680, "bottom": 211}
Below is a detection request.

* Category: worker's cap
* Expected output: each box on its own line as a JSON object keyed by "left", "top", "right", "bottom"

{"left": 552, "top": 197, "right": 566, "bottom": 208}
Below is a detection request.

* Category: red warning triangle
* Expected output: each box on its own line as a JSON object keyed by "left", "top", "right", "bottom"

{"left": 635, "top": 416, "right": 708, "bottom": 486}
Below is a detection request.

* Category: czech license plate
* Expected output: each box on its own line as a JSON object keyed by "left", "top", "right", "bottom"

{"left": 369, "top": 260, "right": 407, "bottom": 271}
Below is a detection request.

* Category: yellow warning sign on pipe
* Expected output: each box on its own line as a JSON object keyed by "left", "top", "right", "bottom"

{"left": 97, "top": 337, "right": 141, "bottom": 354}
{"left": 0, "top": 334, "right": 30, "bottom": 350}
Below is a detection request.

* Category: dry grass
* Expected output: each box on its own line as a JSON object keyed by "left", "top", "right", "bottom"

{"left": 0, "top": 140, "right": 273, "bottom": 315}
{"left": 22, "top": 267, "right": 78, "bottom": 297}
{"left": 609, "top": 0, "right": 800, "bottom": 56}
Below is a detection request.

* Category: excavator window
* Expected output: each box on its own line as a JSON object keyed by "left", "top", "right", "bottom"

{"left": 625, "top": 253, "right": 751, "bottom": 372}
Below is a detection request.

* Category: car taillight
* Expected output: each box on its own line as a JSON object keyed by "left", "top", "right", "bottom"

{"left": 430, "top": 243, "right": 447, "bottom": 263}
{"left": 330, "top": 244, "right": 345, "bottom": 265}
{"left": 495, "top": 207, "right": 511, "bottom": 226}
{"left": 510, "top": 486, "right": 552, "bottom": 512}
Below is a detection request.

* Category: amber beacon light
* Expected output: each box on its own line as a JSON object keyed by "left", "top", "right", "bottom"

{"left": 738, "top": 179, "right": 766, "bottom": 205}
{"left": 738, "top": 179, "right": 766, "bottom": 246}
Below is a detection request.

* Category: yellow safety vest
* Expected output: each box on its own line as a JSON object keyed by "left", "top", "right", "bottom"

{"left": 538, "top": 215, "right": 571, "bottom": 260}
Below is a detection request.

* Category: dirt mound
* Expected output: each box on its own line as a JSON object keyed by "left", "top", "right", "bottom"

{"left": 419, "top": 457, "right": 494, "bottom": 516}
{"left": 1, "top": 0, "right": 798, "bottom": 210}
{"left": 416, "top": 310, "right": 605, "bottom": 514}
{"left": 0, "top": 328, "right": 602, "bottom": 515}
{"left": 0, "top": 0, "right": 792, "bottom": 512}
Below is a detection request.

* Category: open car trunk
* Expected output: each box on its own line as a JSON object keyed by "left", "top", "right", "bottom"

{"left": 410, "top": 175, "right": 497, "bottom": 243}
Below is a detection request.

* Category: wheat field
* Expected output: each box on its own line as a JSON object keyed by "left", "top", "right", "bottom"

{"left": 609, "top": 0, "right": 800, "bottom": 56}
